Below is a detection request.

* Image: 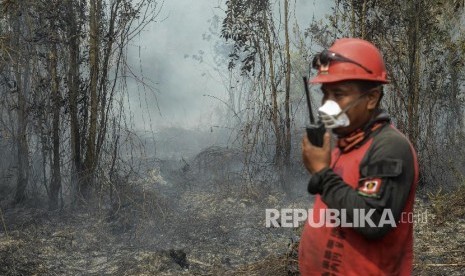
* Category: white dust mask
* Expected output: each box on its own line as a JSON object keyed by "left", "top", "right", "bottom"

{"left": 317, "top": 100, "right": 350, "bottom": 129}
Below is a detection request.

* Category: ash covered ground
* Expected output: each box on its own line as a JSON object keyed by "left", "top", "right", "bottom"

{"left": 0, "top": 145, "right": 310, "bottom": 275}
{"left": 0, "top": 145, "right": 464, "bottom": 275}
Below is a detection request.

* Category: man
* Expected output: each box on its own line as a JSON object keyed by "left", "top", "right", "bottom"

{"left": 298, "top": 38, "right": 419, "bottom": 275}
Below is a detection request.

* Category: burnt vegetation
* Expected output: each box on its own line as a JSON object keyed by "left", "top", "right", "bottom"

{"left": 0, "top": 0, "right": 464, "bottom": 275}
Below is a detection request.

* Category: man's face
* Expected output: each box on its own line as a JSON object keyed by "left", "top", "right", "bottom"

{"left": 320, "top": 81, "right": 375, "bottom": 137}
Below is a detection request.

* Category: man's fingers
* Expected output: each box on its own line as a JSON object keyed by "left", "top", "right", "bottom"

{"left": 323, "top": 132, "right": 331, "bottom": 150}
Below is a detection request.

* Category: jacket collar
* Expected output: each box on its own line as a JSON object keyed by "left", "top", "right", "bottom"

{"left": 336, "top": 109, "right": 390, "bottom": 152}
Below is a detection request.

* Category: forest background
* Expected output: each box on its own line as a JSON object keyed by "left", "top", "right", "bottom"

{"left": 0, "top": 0, "right": 464, "bottom": 275}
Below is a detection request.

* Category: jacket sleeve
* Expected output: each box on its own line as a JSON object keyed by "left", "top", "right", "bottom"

{"left": 307, "top": 131, "right": 417, "bottom": 239}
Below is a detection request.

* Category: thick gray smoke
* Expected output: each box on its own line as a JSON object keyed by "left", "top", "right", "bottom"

{"left": 126, "top": 0, "right": 332, "bottom": 132}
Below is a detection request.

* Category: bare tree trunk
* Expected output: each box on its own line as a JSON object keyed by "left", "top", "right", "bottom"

{"left": 351, "top": 0, "right": 356, "bottom": 37}
{"left": 15, "top": 72, "right": 29, "bottom": 204}
{"left": 361, "top": 0, "right": 367, "bottom": 39}
{"left": 39, "top": 109, "right": 49, "bottom": 201}
{"left": 12, "top": 8, "right": 29, "bottom": 204}
{"left": 96, "top": 0, "right": 120, "bottom": 160}
{"left": 66, "top": 0, "right": 83, "bottom": 203}
{"left": 407, "top": 0, "right": 420, "bottom": 148}
{"left": 82, "top": 0, "right": 101, "bottom": 201}
{"left": 49, "top": 38, "right": 61, "bottom": 210}
{"left": 284, "top": 0, "right": 291, "bottom": 166}
{"left": 263, "top": 11, "right": 282, "bottom": 166}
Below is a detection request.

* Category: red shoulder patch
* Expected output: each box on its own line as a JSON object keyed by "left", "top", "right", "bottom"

{"left": 358, "top": 178, "right": 382, "bottom": 198}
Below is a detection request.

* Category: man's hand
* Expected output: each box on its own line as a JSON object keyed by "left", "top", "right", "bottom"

{"left": 302, "top": 132, "right": 331, "bottom": 174}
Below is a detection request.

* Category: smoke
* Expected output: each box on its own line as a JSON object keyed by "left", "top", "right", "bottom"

{"left": 126, "top": 0, "right": 225, "bottom": 131}
{"left": 125, "top": 0, "right": 332, "bottom": 132}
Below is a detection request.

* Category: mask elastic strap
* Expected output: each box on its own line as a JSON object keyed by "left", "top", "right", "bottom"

{"left": 334, "top": 93, "right": 369, "bottom": 119}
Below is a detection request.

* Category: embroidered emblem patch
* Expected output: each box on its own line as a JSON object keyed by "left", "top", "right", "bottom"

{"left": 358, "top": 178, "right": 382, "bottom": 198}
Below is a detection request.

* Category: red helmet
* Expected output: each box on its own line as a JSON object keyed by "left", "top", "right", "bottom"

{"left": 310, "top": 38, "right": 389, "bottom": 84}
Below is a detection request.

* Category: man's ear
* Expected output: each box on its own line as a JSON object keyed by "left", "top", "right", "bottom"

{"left": 366, "top": 89, "right": 381, "bottom": 110}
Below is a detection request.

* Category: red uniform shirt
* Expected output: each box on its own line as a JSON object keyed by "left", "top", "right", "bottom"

{"left": 299, "top": 124, "right": 419, "bottom": 275}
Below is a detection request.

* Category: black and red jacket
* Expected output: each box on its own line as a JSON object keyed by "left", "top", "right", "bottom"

{"left": 299, "top": 111, "right": 419, "bottom": 276}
